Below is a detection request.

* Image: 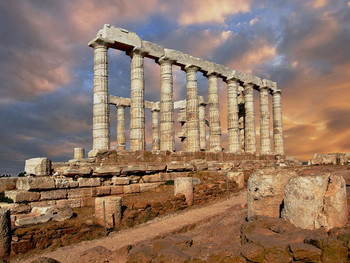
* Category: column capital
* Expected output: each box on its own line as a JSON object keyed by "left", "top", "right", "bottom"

{"left": 258, "top": 86, "right": 270, "bottom": 92}
{"left": 88, "top": 37, "right": 114, "bottom": 49}
{"left": 272, "top": 89, "right": 282, "bottom": 95}
{"left": 126, "top": 47, "right": 148, "bottom": 58}
{"left": 157, "top": 56, "right": 175, "bottom": 65}
{"left": 183, "top": 64, "right": 199, "bottom": 73}
{"left": 226, "top": 76, "right": 241, "bottom": 84}
{"left": 116, "top": 104, "right": 127, "bottom": 109}
{"left": 205, "top": 71, "right": 220, "bottom": 78}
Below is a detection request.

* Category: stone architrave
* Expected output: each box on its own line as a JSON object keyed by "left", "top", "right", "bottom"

{"left": 0, "top": 209, "right": 10, "bottom": 259}
{"left": 227, "top": 78, "right": 241, "bottom": 153}
{"left": 74, "top": 147, "right": 85, "bottom": 159}
{"left": 174, "top": 177, "right": 194, "bottom": 205}
{"left": 129, "top": 48, "right": 146, "bottom": 151}
{"left": 244, "top": 83, "right": 257, "bottom": 153}
{"left": 95, "top": 196, "right": 122, "bottom": 229}
{"left": 158, "top": 57, "right": 175, "bottom": 152}
{"left": 184, "top": 65, "right": 200, "bottom": 152}
{"left": 207, "top": 73, "right": 221, "bottom": 152}
{"left": 152, "top": 109, "right": 160, "bottom": 151}
{"left": 272, "top": 90, "right": 284, "bottom": 155}
{"left": 117, "top": 105, "right": 126, "bottom": 151}
{"left": 25, "top": 157, "right": 51, "bottom": 177}
{"left": 199, "top": 98, "right": 207, "bottom": 151}
{"left": 88, "top": 38, "right": 113, "bottom": 157}
{"left": 282, "top": 174, "right": 348, "bottom": 231}
{"left": 259, "top": 86, "right": 271, "bottom": 154}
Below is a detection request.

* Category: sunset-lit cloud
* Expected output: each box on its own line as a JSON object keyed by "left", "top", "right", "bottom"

{"left": 0, "top": 0, "right": 349, "bottom": 174}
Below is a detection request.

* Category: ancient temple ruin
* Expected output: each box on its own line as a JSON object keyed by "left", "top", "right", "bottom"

{"left": 88, "top": 24, "right": 284, "bottom": 157}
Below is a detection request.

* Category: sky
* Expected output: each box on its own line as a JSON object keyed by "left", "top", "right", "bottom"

{"left": 0, "top": 0, "right": 350, "bottom": 174}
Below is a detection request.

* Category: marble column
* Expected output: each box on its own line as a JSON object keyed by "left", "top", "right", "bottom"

{"left": 158, "top": 57, "right": 174, "bottom": 151}
{"left": 89, "top": 40, "right": 111, "bottom": 156}
{"left": 128, "top": 49, "right": 146, "bottom": 151}
{"left": 199, "top": 98, "right": 207, "bottom": 151}
{"left": 244, "top": 82, "right": 257, "bottom": 153}
{"left": 207, "top": 73, "right": 221, "bottom": 152}
{"left": 184, "top": 65, "right": 200, "bottom": 152}
{"left": 259, "top": 86, "right": 271, "bottom": 154}
{"left": 272, "top": 90, "right": 284, "bottom": 155}
{"left": 117, "top": 105, "right": 126, "bottom": 151}
{"left": 227, "top": 78, "right": 241, "bottom": 153}
{"left": 152, "top": 109, "right": 160, "bottom": 151}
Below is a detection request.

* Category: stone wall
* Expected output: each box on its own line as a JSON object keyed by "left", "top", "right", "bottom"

{"left": 0, "top": 178, "right": 18, "bottom": 193}
{"left": 308, "top": 152, "right": 350, "bottom": 165}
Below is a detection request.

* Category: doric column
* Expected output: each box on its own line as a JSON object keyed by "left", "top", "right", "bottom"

{"left": 226, "top": 78, "right": 241, "bottom": 153}
{"left": 207, "top": 73, "right": 221, "bottom": 152}
{"left": 272, "top": 90, "right": 284, "bottom": 154}
{"left": 117, "top": 105, "right": 126, "bottom": 151}
{"left": 244, "top": 82, "right": 257, "bottom": 153}
{"left": 152, "top": 108, "right": 160, "bottom": 151}
{"left": 259, "top": 86, "right": 271, "bottom": 154}
{"left": 128, "top": 49, "right": 146, "bottom": 151}
{"left": 184, "top": 65, "right": 200, "bottom": 152}
{"left": 158, "top": 57, "right": 175, "bottom": 151}
{"left": 199, "top": 97, "right": 207, "bottom": 151}
{"left": 89, "top": 39, "right": 112, "bottom": 157}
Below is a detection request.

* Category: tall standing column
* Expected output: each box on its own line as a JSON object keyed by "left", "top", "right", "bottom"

{"left": 244, "top": 82, "right": 257, "bottom": 153}
{"left": 184, "top": 65, "right": 200, "bottom": 152}
{"left": 128, "top": 49, "right": 146, "bottom": 151}
{"left": 152, "top": 109, "right": 160, "bottom": 151}
{"left": 227, "top": 78, "right": 241, "bottom": 153}
{"left": 259, "top": 86, "right": 271, "bottom": 154}
{"left": 117, "top": 105, "right": 126, "bottom": 151}
{"left": 89, "top": 39, "right": 112, "bottom": 157}
{"left": 207, "top": 73, "right": 221, "bottom": 152}
{"left": 199, "top": 98, "right": 207, "bottom": 151}
{"left": 272, "top": 90, "right": 284, "bottom": 154}
{"left": 158, "top": 57, "right": 174, "bottom": 151}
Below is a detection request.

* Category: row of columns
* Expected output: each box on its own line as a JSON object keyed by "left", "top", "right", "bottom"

{"left": 90, "top": 41, "right": 284, "bottom": 156}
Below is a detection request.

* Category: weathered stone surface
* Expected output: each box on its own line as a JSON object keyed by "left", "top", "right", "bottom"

{"left": 127, "top": 245, "right": 157, "bottom": 263}
{"left": 174, "top": 177, "right": 194, "bottom": 205}
{"left": 40, "top": 189, "right": 67, "bottom": 201}
{"left": 309, "top": 153, "right": 338, "bottom": 165}
{"left": 29, "top": 200, "right": 57, "bottom": 209}
{"left": 167, "top": 161, "right": 194, "bottom": 172}
{"left": 190, "top": 159, "right": 208, "bottom": 171}
{"left": 93, "top": 166, "right": 122, "bottom": 176}
{"left": 227, "top": 171, "right": 245, "bottom": 189}
{"left": 63, "top": 167, "right": 92, "bottom": 177}
{"left": 139, "top": 183, "right": 161, "bottom": 193}
{"left": 247, "top": 169, "right": 297, "bottom": 218}
{"left": 142, "top": 174, "right": 163, "bottom": 183}
{"left": 78, "top": 178, "right": 101, "bottom": 188}
{"left": 74, "top": 147, "right": 85, "bottom": 160}
{"left": 0, "top": 178, "right": 18, "bottom": 193}
{"left": 110, "top": 186, "right": 124, "bottom": 195}
{"left": 0, "top": 203, "right": 31, "bottom": 214}
{"left": 79, "top": 246, "right": 111, "bottom": 263}
{"left": 289, "top": 242, "right": 321, "bottom": 262}
{"left": 282, "top": 174, "right": 348, "bottom": 230}
{"left": 69, "top": 180, "right": 79, "bottom": 188}
{"left": 96, "top": 186, "right": 111, "bottom": 196}
{"left": 67, "top": 188, "right": 96, "bottom": 199}
{"left": 54, "top": 178, "right": 70, "bottom": 189}
{"left": 112, "top": 177, "right": 130, "bottom": 185}
{"left": 146, "top": 163, "right": 166, "bottom": 173}
{"left": 56, "top": 199, "right": 81, "bottom": 209}
{"left": 30, "top": 257, "right": 61, "bottom": 263}
{"left": 161, "top": 235, "right": 193, "bottom": 249}
{"left": 0, "top": 209, "right": 11, "bottom": 259}
{"left": 5, "top": 190, "right": 40, "bottom": 203}
{"left": 153, "top": 239, "right": 191, "bottom": 262}
{"left": 123, "top": 184, "right": 140, "bottom": 194}
{"left": 25, "top": 157, "right": 52, "bottom": 177}
{"left": 17, "top": 177, "right": 55, "bottom": 191}
{"left": 95, "top": 196, "right": 122, "bottom": 229}
{"left": 241, "top": 243, "right": 264, "bottom": 263}
{"left": 121, "top": 164, "right": 147, "bottom": 174}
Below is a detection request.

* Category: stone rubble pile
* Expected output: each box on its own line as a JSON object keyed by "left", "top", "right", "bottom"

{"left": 308, "top": 152, "right": 350, "bottom": 165}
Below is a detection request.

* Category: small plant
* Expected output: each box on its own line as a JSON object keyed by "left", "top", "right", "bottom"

{"left": 0, "top": 193, "right": 13, "bottom": 203}
{"left": 165, "top": 180, "right": 174, "bottom": 185}
{"left": 17, "top": 172, "right": 26, "bottom": 177}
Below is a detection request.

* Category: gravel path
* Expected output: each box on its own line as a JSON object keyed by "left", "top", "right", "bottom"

{"left": 16, "top": 190, "right": 247, "bottom": 263}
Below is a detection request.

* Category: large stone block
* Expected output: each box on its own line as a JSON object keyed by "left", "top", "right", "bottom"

{"left": 93, "top": 166, "right": 122, "bottom": 176}
{"left": 282, "top": 174, "right": 348, "bottom": 230}
{"left": 63, "top": 167, "right": 92, "bottom": 177}
{"left": 67, "top": 188, "right": 96, "bottom": 199}
{"left": 167, "top": 162, "right": 194, "bottom": 172}
{"left": 0, "top": 203, "right": 31, "bottom": 214}
{"left": 0, "top": 178, "right": 18, "bottom": 193}
{"left": 174, "top": 177, "right": 194, "bottom": 205}
{"left": 121, "top": 164, "right": 147, "bottom": 175}
{"left": 40, "top": 189, "right": 67, "bottom": 200}
{"left": 78, "top": 178, "right": 101, "bottom": 188}
{"left": 110, "top": 186, "right": 124, "bottom": 195}
{"left": 95, "top": 196, "right": 122, "bottom": 229}
{"left": 247, "top": 169, "right": 297, "bottom": 219}
{"left": 123, "top": 184, "right": 140, "bottom": 194}
{"left": 139, "top": 183, "right": 161, "bottom": 193}
{"left": 17, "top": 177, "right": 55, "bottom": 191}
{"left": 25, "top": 157, "right": 51, "bottom": 177}
{"left": 5, "top": 190, "right": 40, "bottom": 203}
{"left": 146, "top": 163, "right": 166, "bottom": 173}
{"left": 227, "top": 171, "right": 245, "bottom": 190}
{"left": 56, "top": 199, "right": 81, "bottom": 209}
{"left": 112, "top": 177, "right": 130, "bottom": 185}
{"left": 0, "top": 209, "right": 11, "bottom": 259}
{"left": 96, "top": 186, "right": 111, "bottom": 196}
{"left": 142, "top": 174, "right": 163, "bottom": 183}
{"left": 54, "top": 178, "right": 70, "bottom": 189}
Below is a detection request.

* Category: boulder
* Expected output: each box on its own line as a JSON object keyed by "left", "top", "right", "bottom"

{"left": 79, "top": 246, "right": 111, "bottom": 263}
{"left": 247, "top": 169, "right": 297, "bottom": 218}
{"left": 282, "top": 174, "right": 348, "bottom": 230}
{"left": 289, "top": 242, "right": 321, "bottom": 262}
{"left": 127, "top": 245, "right": 157, "bottom": 263}
{"left": 25, "top": 157, "right": 51, "bottom": 177}
{"left": 241, "top": 243, "right": 264, "bottom": 262}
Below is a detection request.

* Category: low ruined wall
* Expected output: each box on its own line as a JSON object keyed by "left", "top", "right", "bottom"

{"left": 308, "top": 153, "right": 350, "bottom": 165}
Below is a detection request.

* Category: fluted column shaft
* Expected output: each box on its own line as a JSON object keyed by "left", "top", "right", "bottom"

{"left": 207, "top": 74, "right": 221, "bottom": 152}
{"left": 129, "top": 49, "right": 145, "bottom": 151}
{"left": 92, "top": 43, "right": 110, "bottom": 153}
{"left": 272, "top": 90, "right": 284, "bottom": 154}
{"left": 199, "top": 103, "right": 206, "bottom": 151}
{"left": 259, "top": 87, "right": 271, "bottom": 154}
{"left": 227, "top": 78, "right": 241, "bottom": 153}
{"left": 184, "top": 65, "right": 200, "bottom": 152}
{"left": 244, "top": 83, "right": 257, "bottom": 153}
{"left": 152, "top": 110, "right": 160, "bottom": 151}
{"left": 159, "top": 58, "right": 174, "bottom": 151}
{"left": 117, "top": 105, "right": 126, "bottom": 151}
